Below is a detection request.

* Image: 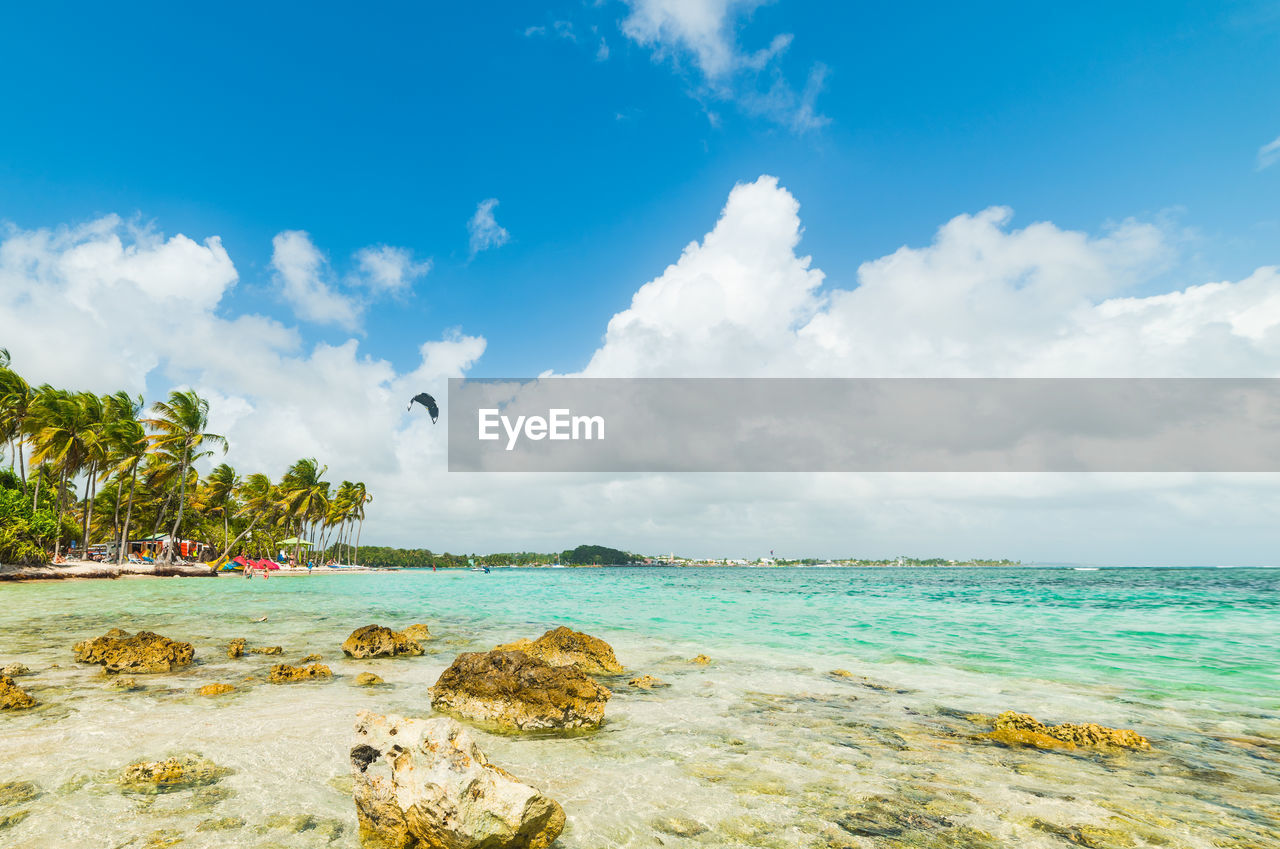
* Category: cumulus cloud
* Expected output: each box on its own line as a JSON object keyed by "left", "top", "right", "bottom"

{"left": 468, "top": 199, "right": 510, "bottom": 256}
{"left": 1259, "top": 133, "right": 1280, "bottom": 170}
{"left": 618, "top": 0, "right": 828, "bottom": 131}
{"left": 270, "top": 230, "right": 363, "bottom": 330}
{"left": 581, "top": 175, "right": 1280, "bottom": 379}
{"left": 352, "top": 244, "right": 431, "bottom": 294}
{"left": 5, "top": 181, "right": 1280, "bottom": 563}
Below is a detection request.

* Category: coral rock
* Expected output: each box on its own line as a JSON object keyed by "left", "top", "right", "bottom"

{"left": 355, "top": 673, "right": 385, "bottom": 687}
{"left": 268, "top": 663, "right": 332, "bottom": 683}
{"left": 987, "top": 711, "right": 1151, "bottom": 750}
{"left": 0, "top": 675, "right": 36, "bottom": 710}
{"left": 227, "top": 639, "right": 246, "bottom": 659}
{"left": 342, "top": 625, "right": 425, "bottom": 659}
{"left": 352, "top": 711, "right": 565, "bottom": 849}
{"left": 495, "top": 626, "right": 622, "bottom": 675}
{"left": 73, "top": 630, "right": 194, "bottom": 674}
{"left": 118, "top": 755, "right": 230, "bottom": 794}
{"left": 400, "top": 624, "right": 432, "bottom": 643}
{"left": 689, "top": 654, "right": 712, "bottom": 665}
{"left": 0, "top": 664, "right": 31, "bottom": 677}
{"left": 431, "top": 650, "right": 610, "bottom": 731}
{"left": 197, "top": 683, "right": 236, "bottom": 697}
{"left": 628, "top": 675, "right": 669, "bottom": 689}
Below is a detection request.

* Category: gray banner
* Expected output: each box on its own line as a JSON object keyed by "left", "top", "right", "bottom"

{"left": 447, "top": 378, "right": 1280, "bottom": 472}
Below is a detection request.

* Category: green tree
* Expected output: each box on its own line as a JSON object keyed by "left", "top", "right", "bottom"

{"left": 145, "top": 390, "right": 227, "bottom": 563}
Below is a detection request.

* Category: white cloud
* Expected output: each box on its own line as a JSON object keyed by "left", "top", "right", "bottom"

{"left": 581, "top": 175, "right": 1280, "bottom": 380}
{"left": 5, "top": 183, "right": 1280, "bottom": 564}
{"left": 270, "top": 230, "right": 363, "bottom": 330}
{"left": 468, "top": 199, "right": 510, "bottom": 256}
{"left": 618, "top": 0, "right": 827, "bottom": 132}
{"left": 352, "top": 245, "right": 431, "bottom": 294}
{"left": 1258, "top": 133, "right": 1280, "bottom": 170}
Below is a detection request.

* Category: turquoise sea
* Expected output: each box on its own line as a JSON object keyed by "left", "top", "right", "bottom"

{"left": 1, "top": 567, "right": 1278, "bottom": 848}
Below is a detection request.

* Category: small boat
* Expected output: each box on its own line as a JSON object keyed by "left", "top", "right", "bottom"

{"left": 1073, "top": 567, "right": 1100, "bottom": 571}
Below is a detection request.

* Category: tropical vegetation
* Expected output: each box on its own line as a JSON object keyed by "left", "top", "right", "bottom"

{"left": 0, "top": 349, "right": 373, "bottom": 568}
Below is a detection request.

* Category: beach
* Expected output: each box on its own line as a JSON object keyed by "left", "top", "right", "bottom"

{"left": 1, "top": 567, "right": 1277, "bottom": 848}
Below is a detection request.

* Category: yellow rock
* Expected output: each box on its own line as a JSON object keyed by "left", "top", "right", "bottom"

{"left": 196, "top": 683, "right": 235, "bottom": 697}
{"left": 689, "top": 654, "right": 712, "bottom": 665}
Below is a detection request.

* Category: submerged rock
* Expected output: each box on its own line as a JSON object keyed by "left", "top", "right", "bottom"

{"left": 401, "top": 624, "right": 432, "bottom": 643}
{"left": 342, "top": 625, "right": 425, "bottom": 659}
{"left": 197, "top": 683, "right": 236, "bottom": 697}
{"left": 299, "top": 654, "right": 323, "bottom": 663}
{"left": 227, "top": 638, "right": 246, "bottom": 658}
{"left": 248, "top": 646, "right": 283, "bottom": 656}
{"left": 829, "top": 669, "right": 854, "bottom": 678}
{"left": 0, "top": 809, "right": 31, "bottom": 830}
{"left": 987, "top": 711, "right": 1151, "bottom": 751}
{"left": 689, "top": 654, "right": 712, "bottom": 665}
{"left": 73, "top": 630, "right": 194, "bottom": 674}
{"left": 109, "top": 677, "right": 141, "bottom": 692}
{"left": 0, "top": 675, "right": 36, "bottom": 710}
{"left": 652, "top": 815, "right": 708, "bottom": 837}
{"left": 268, "top": 663, "right": 332, "bottom": 683}
{"left": 118, "top": 755, "right": 230, "bottom": 794}
{"left": 628, "top": 675, "right": 669, "bottom": 689}
{"left": 196, "top": 816, "right": 245, "bottom": 832}
{"left": 0, "top": 664, "right": 31, "bottom": 677}
{"left": 355, "top": 672, "right": 384, "bottom": 687}
{"left": 495, "top": 626, "right": 622, "bottom": 674}
{"left": 0, "top": 780, "right": 41, "bottom": 807}
{"left": 430, "top": 650, "right": 610, "bottom": 731}
{"left": 351, "top": 711, "right": 565, "bottom": 849}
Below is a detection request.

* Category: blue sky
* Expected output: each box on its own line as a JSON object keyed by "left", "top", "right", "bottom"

{"left": 3, "top": 1, "right": 1280, "bottom": 561}
{"left": 2, "top": 1, "right": 1277, "bottom": 377}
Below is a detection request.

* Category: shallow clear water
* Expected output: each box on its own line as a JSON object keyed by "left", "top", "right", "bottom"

{"left": 1, "top": 567, "right": 1278, "bottom": 848}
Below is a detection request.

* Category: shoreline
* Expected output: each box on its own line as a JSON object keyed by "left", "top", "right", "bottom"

{"left": 0, "top": 559, "right": 217, "bottom": 582}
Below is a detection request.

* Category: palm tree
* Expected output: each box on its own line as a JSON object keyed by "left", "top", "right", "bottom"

{"left": 27, "top": 387, "right": 92, "bottom": 558}
{"left": 0, "top": 352, "right": 34, "bottom": 484}
{"left": 203, "top": 463, "right": 240, "bottom": 554}
{"left": 351, "top": 481, "right": 372, "bottom": 567}
{"left": 75, "top": 392, "right": 108, "bottom": 554}
{"left": 145, "top": 390, "right": 226, "bottom": 563}
{"left": 280, "top": 458, "right": 329, "bottom": 565}
{"left": 103, "top": 411, "right": 149, "bottom": 564}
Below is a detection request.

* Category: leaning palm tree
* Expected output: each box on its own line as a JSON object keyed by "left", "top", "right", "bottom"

{"left": 144, "top": 390, "right": 226, "bottom": 563}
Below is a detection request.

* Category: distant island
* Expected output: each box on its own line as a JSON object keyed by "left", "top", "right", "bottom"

{"left": 359, "top": 544, "right": 1018, "bottom": 569}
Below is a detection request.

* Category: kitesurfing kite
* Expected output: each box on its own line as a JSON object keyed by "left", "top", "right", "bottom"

{"left": 408, "top": 392, "right": 439, "bottom": 423}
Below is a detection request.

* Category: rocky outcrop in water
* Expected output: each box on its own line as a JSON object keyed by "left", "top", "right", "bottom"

{"left": 73, "top": 629, "right": 194, "bottom": 674}
{"left": 342, "top": 625, "right": 425, "bottom": 659}
{"left": 401, "top": 624, "right": 432, "bottom": 643}
{"left": 986, "top": 711, "right": 1151, "bottom": 750}
{"left": 227, "top": 639, "right": 246, "bottom": 658}
{"left": 0, "top": 664, "right": 31, "bottom": 677}
{"left": 197, "top": 683, "right": 236, "bottom": 697}
{"left": 355, "top": 673, "right": 384, "bottom": 687}
{"left": 431, "top": 650, "right": 610, "bottom": 731}
{"left": 494, "top": 626, "right": 622, "bottom": 674}
{"left": 118, "top": 755, "right": 230, "bottom": 794}
{"left": 249, "top": 646, "right": 283, "bottom": 656}
{"left": 269, "top": 663, "right": 332, "bottom": 683}
{"left": 351, "top": 711, "right": 565, "bottom": 849}
{"left": 628, "top": 675, "right": 669, "bottom": 689}
{"left": 689, "top": 654, "right": 711, "bottom": 665}
{"left": 0, "top": 675, "right": 37, "bottom": 710}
